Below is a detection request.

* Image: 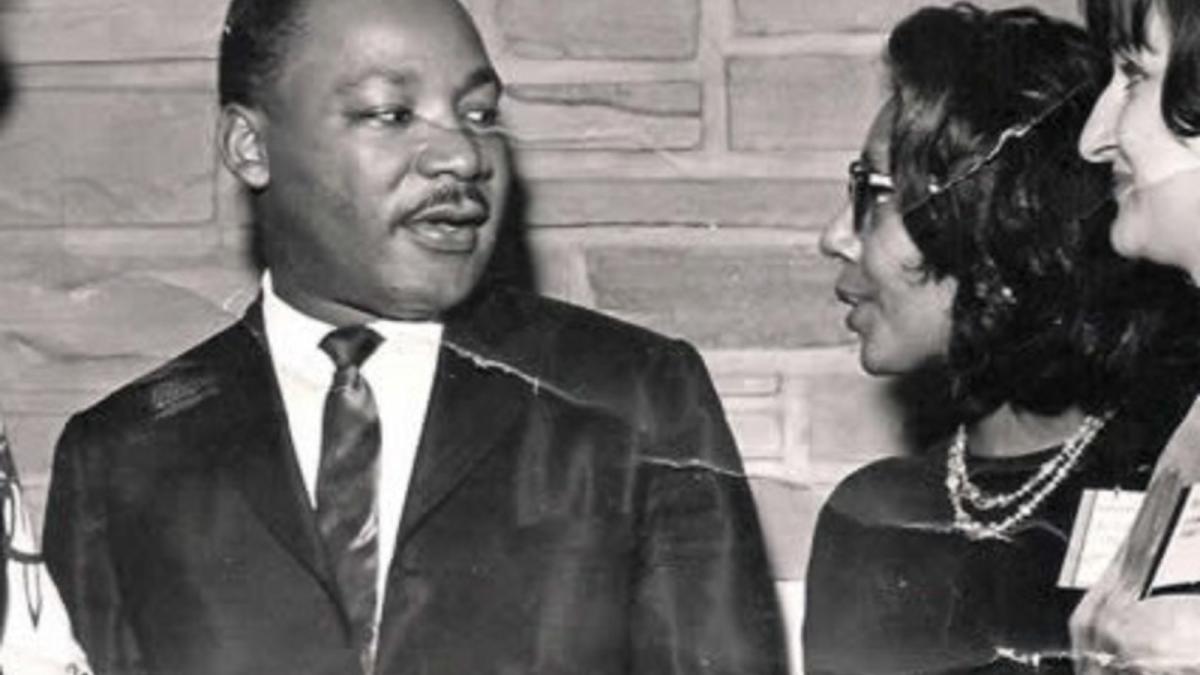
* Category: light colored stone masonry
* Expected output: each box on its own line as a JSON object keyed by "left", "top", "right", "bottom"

{"left": 0, "top": 0, "right": 1080, "bottom": 666}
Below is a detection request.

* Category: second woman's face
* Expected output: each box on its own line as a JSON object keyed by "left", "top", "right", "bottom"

{"left": 1080, "top": 5, "right": 1200, "bottom": 277}
{"left": 820, "top": 106, "right": 956, "bottom": 376}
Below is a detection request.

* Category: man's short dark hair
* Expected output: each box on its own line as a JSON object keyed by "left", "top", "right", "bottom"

{"left": 218, "top": 0, "right": 311, "bottom": 107}
{"left": 1084, "top": 0, "right": 1200, "bottom": 137}
{"left": 886, "top": 2, "right": 1200, "bottom": 420}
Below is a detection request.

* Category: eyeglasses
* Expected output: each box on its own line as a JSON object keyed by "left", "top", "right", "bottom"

{"left": 848, "top": 159, "right": 895, "bottom": 232}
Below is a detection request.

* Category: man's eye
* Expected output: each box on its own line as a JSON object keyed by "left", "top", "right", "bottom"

{"left": 463, "top": 107, "right": 500, "bottom": 129}
{"left": 354, "top": 107, "right": 415, "bottom": 127}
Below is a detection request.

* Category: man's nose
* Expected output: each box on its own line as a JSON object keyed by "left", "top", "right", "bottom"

{"left": 819, "top": 205, "right": 861, "bottom": 262}
{"left": 1079, "top": 83, "right": 1120, "bottom": 164}
{"left": 416, "top": 120, "right": 489, "bottom": 180}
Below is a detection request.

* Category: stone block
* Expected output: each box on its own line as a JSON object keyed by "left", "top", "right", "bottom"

{"left": 733, "top": 0, "right": 1079, "bottom": 36}
{"left": 523, "top": 230, "right": 593, "bottom": 305}
{"left": 0, "top": 88, "right": 216, "bottom": 226}
{"left": 0, "top": 274, "right": 239, "bottom": 368}
{"left": 0, "top": 226, "right": 253, "bottom": 397}
{"left": 728, "top": 54, "right": 883, "bottom": 151}
{"left": 0, "top": 352, "right": 170, "bottom": 405}
{"left": 524, "top": 178, "right": 843, "bottom": 230}
{"left": 497, "top": 0, "right": 698, "bottom": 59}
{"left": 61, "top": 226, "right": 222, "bottom": 265}
{"left": 0, "top": 228, "right": 238, "bottom": 292}
{"left": 728, "top": 409, "right": 783, "bottom": 460}
{"left": 141, "top": 265, "right": 260, "bottom": 315}
{"left": 749, "top": 478, "right": 822, "bottom": 580}
{"left": 4, "top": 0, "right": 225, "bottom": 62}
{"left": 715, "top": 373, "right": 782, "bottom": 398}
{"left": 587, "top": 245, "right": 849, "bottom": 349}
{"left": 503, "top": 81, "right": 701, "bottom": 151}
{"left": 0, "top": 231, "right": 95, "bottom": 283}
{"left": 1, "top": 390, "right": 101, "bottom": 416}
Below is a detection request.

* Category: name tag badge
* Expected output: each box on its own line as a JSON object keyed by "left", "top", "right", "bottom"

{"left": 1058, "top": 489, "right": 1145, "bottom": 590}
{"left": 1143, "top": 484, "right": 1200, "bottom": 597}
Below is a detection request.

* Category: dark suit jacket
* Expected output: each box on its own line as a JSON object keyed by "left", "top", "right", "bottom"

{"left": 44, "top": 287, "right": 787, "bottom": 675}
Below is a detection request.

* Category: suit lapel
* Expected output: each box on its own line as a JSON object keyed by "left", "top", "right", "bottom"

{"left": 225, "top": 293, "right": 537, "bottom": 585}
{"left": 220, "top": 305, "right": 338, "bottom": 596}
{"left": 394, "top": 294, "right": 532, "bottom": 547}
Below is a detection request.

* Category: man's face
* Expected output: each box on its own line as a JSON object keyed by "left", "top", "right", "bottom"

{"left": 254, "top": 0, "right": 509, "bottom": 322}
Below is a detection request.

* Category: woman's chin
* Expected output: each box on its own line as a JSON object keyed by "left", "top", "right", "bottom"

{"left": 859, "top": 345, "right": 914, "bottom": 377}
{"left": 1112, "top": 169, "right": 1200, "bottom": 273}
{"left": 1109, "top": 200, "right": 1167, "bottom": 265}
{"left": 1109, "top": 213, "right": 1145, "bottom": 261}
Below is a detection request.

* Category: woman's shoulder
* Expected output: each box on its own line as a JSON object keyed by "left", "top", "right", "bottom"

{"left": 820, "top": 449, "right": 950, "bottom": 530}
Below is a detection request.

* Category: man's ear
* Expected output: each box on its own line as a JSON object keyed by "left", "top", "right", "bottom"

{"left": 217, "top": 103, "right": 270, "bottom": 190}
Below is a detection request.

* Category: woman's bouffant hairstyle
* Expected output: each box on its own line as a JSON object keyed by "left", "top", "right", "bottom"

{"left": 887, "top": 3, "right": 1200, "bottom": 421}
{"left": 1084, "top": 0, "right": 1200, "bottom": 137}
{"left": 218, "top": 0, "right": 311, "bottom": 107}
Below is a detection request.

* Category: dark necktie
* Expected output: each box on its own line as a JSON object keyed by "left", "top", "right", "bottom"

{"left": 317, "top": 325, "right": 384, "bottom": 673}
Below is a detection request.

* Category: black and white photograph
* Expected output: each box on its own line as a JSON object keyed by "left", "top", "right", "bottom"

{"left": 0, "top": 0, "right": 1195, "bottom": 673}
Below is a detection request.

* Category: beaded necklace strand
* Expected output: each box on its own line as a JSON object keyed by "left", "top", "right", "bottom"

{"left": 945, "top": 411, "right": 1113, "bottom": 540}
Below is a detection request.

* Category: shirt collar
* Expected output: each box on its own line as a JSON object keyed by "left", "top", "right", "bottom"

{"left": 261, "top": 272, "right": 444, "bottom": 380}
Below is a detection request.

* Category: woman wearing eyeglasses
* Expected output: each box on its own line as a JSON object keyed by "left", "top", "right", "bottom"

{"left": 804, "top": 4, "right": 1200, "bottom": 673}
{"left": 1070, "top": 1, "right": 1200, "bottom": 672}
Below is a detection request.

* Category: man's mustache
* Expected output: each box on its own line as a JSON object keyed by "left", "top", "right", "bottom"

{"left": 408, "top": 183, "right": 490, "bottom": 218}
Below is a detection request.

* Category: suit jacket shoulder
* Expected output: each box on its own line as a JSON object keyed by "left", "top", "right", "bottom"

{"left": 448, "top": 287, "right": 726, "bottom": 461}
{"left": 454, "top": 287, "right": 696, "bottom": 371}
{"left": 453, "top": 287, "right": 707, "bottom": 387}
{"left": 54, "top": 319, "right": 276, "bottom": 499}
{"left": 75, "top": 320, "right": 260, "bottom": 428}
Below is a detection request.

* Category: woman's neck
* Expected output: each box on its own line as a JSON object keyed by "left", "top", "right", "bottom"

{"left": 965, "top": 404, "right": 1088, "bottom": 459}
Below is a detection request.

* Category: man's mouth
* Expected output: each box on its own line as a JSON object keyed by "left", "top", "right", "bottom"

{"left": 411, "top": 202, "right": 489, "bottom": 226}
{"left": 402, "top": 197, "right": 491, "bottom": 254}
{"left": 407, "top": 221, "right": 481, "bottom": 253}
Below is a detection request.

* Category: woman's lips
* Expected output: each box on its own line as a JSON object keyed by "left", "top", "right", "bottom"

{"left": 835, "top": 286, "right": 870, "bottom": 333}
{"left": 845, "top": 303, "right": 871, "bottom": 334}
{"left": 1113, "top": 171, "right": 1136, "bottom": 199}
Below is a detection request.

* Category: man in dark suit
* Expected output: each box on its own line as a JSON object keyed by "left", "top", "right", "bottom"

{"left": 42, "top": 0, "right": 787, "bottom": 673}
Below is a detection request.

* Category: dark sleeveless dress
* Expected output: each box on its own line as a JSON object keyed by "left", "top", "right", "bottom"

{"left": 804, "top": 382, "right": 1194, "bottom": 674}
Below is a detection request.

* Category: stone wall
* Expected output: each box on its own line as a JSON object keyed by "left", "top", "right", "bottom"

{"left": 0, "top": 0, "right": 1079, "bottom": 669}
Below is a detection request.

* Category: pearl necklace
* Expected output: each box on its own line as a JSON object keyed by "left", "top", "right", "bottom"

{"left": 945, "top": 411, "right": 1112, "bottom": 540}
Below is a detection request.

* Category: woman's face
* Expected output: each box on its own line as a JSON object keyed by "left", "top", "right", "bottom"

{"left": 820, "top": 105, "right": 957, "bottom": 376}
{"left": 1080, "top": 4, "right": 1200, "bottom": 277}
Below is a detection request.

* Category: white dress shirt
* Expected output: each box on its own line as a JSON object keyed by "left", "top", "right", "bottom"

{"left": 260, "top": 274, "right": 442, "bottom": 621}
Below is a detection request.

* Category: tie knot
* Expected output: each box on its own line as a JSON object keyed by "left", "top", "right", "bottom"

{"left": 320, "top": 326, "right": 383, "bottom": 370}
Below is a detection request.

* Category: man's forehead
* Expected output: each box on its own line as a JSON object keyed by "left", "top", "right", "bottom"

{"left": 298, "top": 0, "right": 482, "bottom": 44}
{"left": 277, "top": 0, "right": 496, "bottom": 93}
{"left": 301, "top": 1, "right": 487, "bottom": 59}
{"left": 333, "top": 63, "right": 502, "bottom": 95}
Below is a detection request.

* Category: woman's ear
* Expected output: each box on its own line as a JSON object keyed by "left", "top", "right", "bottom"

{"left": 217, "top": 103, "right": 270, "bottom": 190}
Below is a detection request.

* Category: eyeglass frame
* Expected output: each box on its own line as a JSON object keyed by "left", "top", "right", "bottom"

{"left": 848, "top": 159, "right": 896, "bottom": 232}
